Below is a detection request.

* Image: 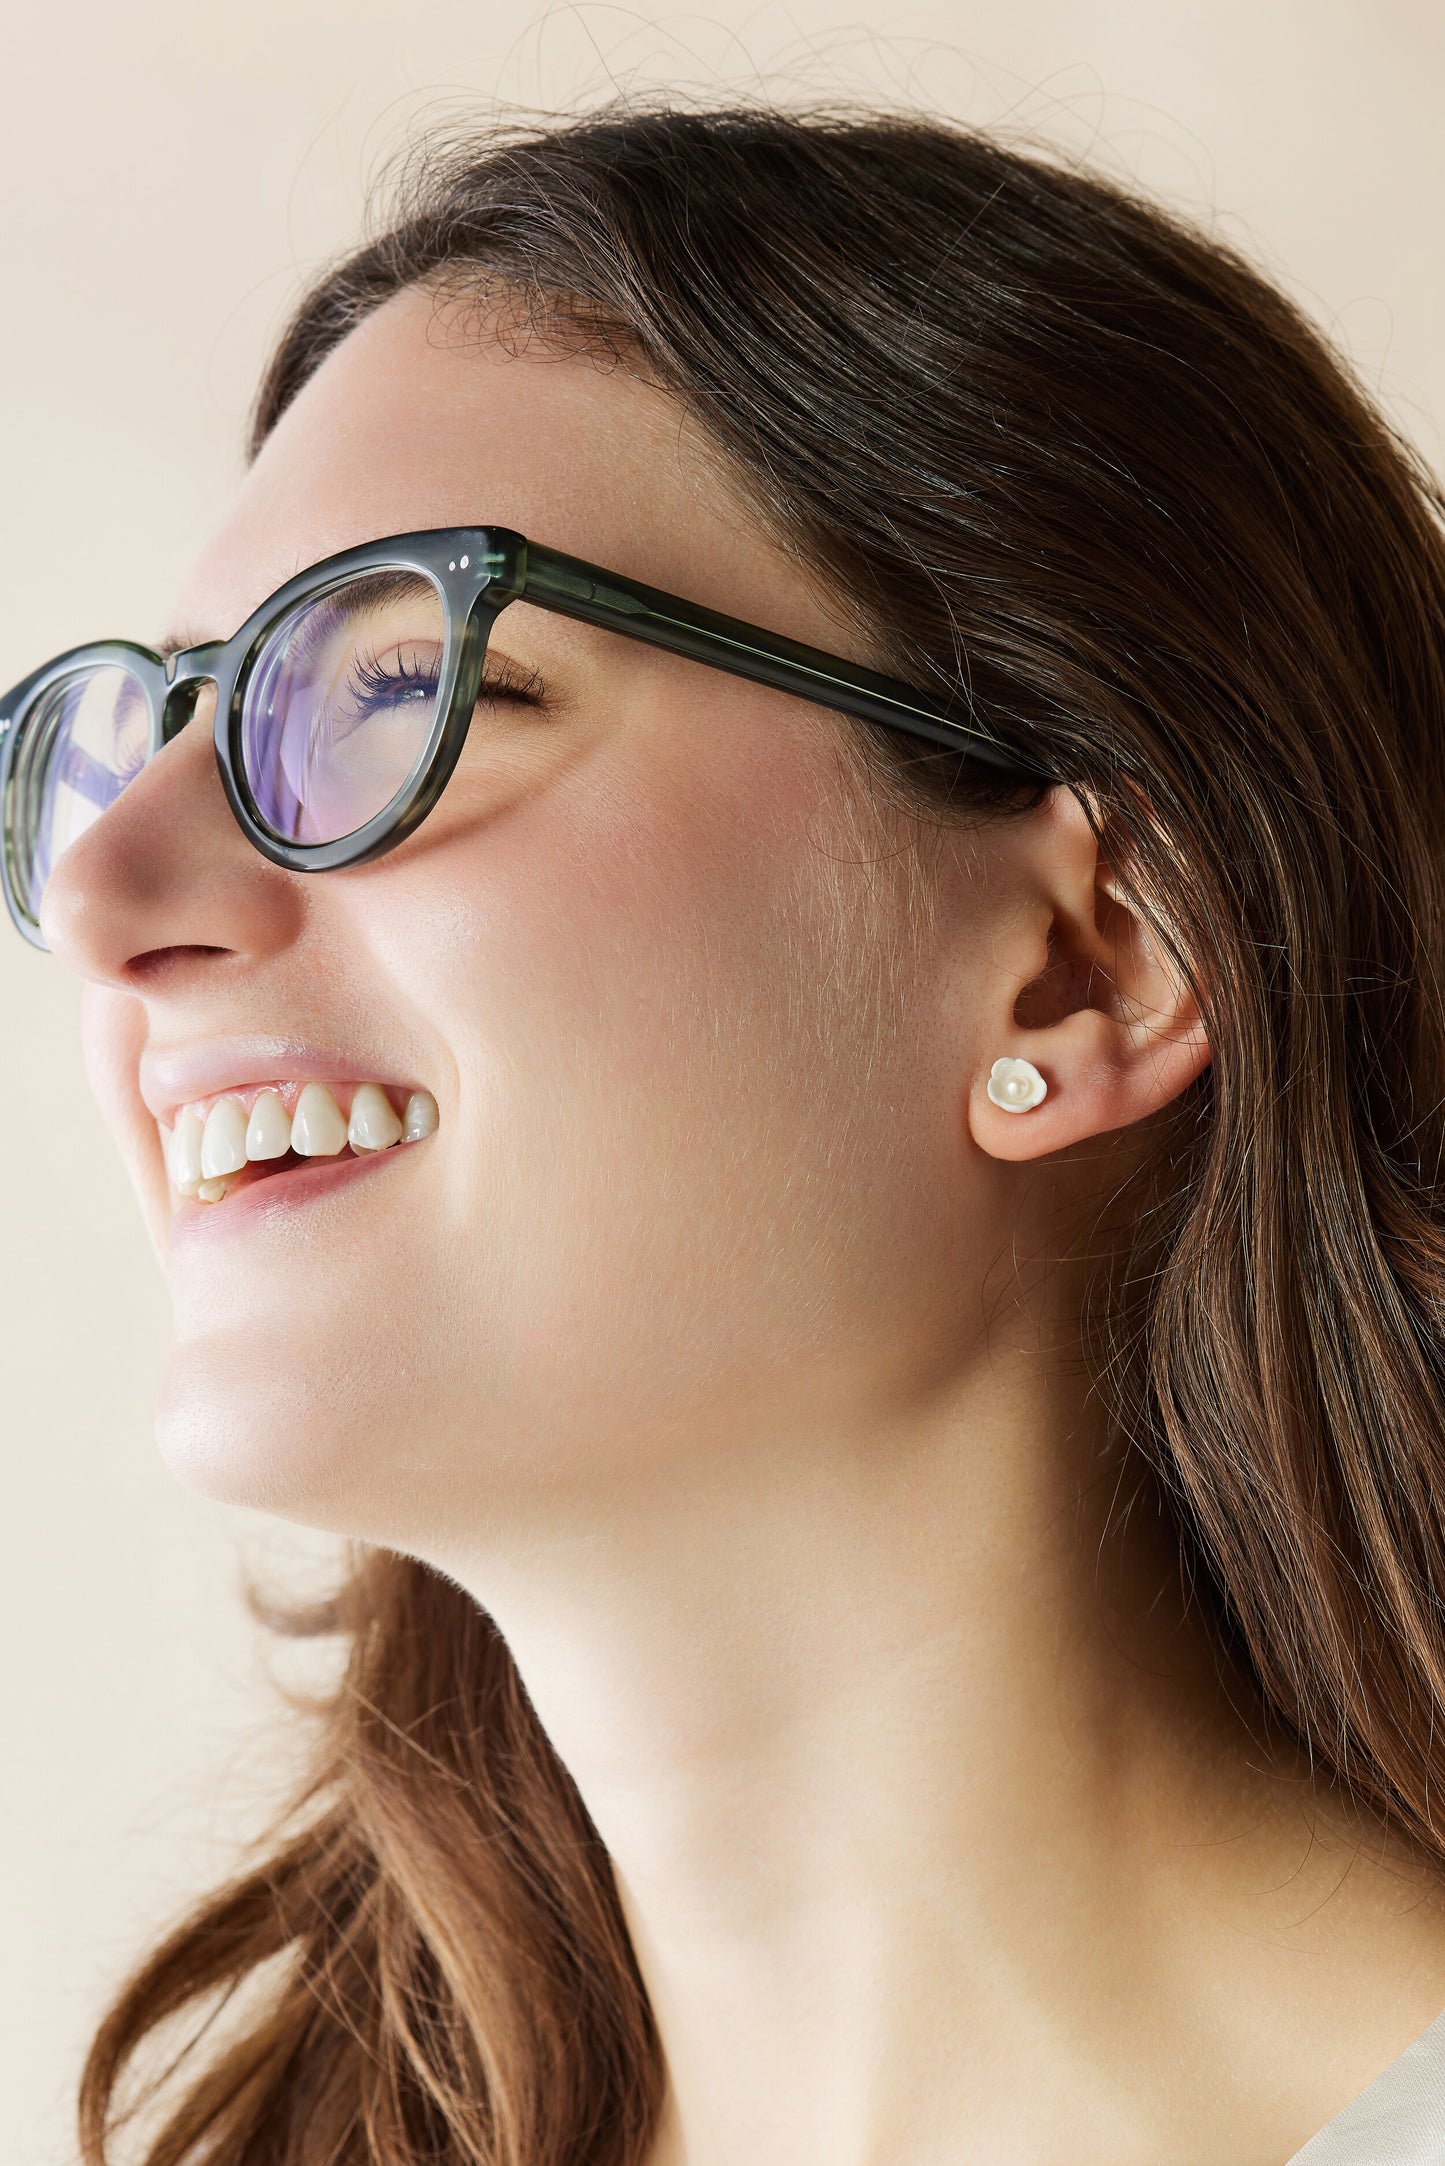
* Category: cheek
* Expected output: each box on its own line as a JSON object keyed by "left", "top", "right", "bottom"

{"left": 154, "top": 743, "right": 858, "bottom": 1542}
{"left": 357, "top": 727, "right": 960, "bottom": 1465}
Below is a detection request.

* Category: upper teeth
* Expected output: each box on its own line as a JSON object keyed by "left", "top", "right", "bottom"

{"left": 158, "top": 1083, "right": 438, "bottom": 1197}
{"left": 201, "top": 1098, "right": 248, "bottom": 1179}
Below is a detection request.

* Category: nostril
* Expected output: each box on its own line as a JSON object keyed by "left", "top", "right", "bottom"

{"left": 127, "top": 943, "right": 236, "bottom": 986}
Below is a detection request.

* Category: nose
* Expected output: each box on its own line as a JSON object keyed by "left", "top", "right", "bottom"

{"left": 40, "top": 702, "right": 307, "bottom": 988}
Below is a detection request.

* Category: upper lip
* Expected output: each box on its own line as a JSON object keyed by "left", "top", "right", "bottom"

{"left": 139, "top": 1036, "right": 424, "bottom": 1126}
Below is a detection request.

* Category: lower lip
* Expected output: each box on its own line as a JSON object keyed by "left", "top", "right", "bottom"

{"left": 167, "top": 1144, "right": 411, "bottom": 1245}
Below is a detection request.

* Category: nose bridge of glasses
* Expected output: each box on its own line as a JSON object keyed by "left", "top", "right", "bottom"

{"left": 162, "top": 641, "right": 224, "bottom": 742}
{"left": 166, "top": 640, "right": 224, "bottom": 685}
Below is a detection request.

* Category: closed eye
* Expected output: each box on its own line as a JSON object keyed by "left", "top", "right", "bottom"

{"left": 477, "top": 653, "right": 546, "bottom": 706}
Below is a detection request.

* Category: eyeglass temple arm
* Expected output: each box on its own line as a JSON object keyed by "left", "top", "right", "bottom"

{"left": 510, "top": 540, "right": 1049, "bottom": 781}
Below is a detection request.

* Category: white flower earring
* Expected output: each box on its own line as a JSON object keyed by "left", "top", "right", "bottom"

{"left": 986, "top": 1056, "right": 1047, "bottom": 1113}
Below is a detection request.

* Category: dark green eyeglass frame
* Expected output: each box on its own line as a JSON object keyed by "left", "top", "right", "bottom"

{"left": 0, "top": 524, "right": 1050, "bottom": 950}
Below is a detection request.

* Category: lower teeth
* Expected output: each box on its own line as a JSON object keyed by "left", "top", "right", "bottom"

{"left": 191, "top": 1145, "right": 368, "bottom": 1203}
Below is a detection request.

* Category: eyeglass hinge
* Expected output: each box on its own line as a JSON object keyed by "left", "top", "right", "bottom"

{"left": 476, "top": 530, "right": 527, "bottom": 600}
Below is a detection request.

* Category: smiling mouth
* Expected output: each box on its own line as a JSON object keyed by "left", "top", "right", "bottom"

{"left": 158, "top": 1082, "right": 439, "bottom": 1206}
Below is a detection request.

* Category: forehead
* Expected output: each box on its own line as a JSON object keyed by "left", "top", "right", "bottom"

{"left": 174, "top": 283, "right": 823, "bottom": 647}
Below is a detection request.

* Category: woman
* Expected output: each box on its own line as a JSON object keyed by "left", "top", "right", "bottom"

{"left": 10, "top": 100, "right": 1445, "bottom": 2165}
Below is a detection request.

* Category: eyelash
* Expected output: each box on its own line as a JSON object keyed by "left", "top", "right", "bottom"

{"left": 349, "top": 649, "right": 436, "bottom": 708}
{"left": 347, "top": 650, "right": 546, "bottom": 710}
{"left": 478, "top": 659, "right": 546, "bottom": 706}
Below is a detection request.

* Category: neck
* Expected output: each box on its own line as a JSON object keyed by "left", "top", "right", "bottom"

{"left": 439, "top": 1362, "right": 1445, "bottom": 2165}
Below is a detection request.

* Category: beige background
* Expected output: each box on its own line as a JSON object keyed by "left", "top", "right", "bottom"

{"left": 4, "top": 1, "right": 1444, "bottom": 2156}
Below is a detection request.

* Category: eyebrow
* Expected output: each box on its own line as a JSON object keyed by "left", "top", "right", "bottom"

{"left": 155, "top": 627, "right": 210, "bottom": 662}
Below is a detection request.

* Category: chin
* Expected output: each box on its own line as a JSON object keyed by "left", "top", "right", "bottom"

{"left": 151, "top": 1329, "right": 400, "bottom": 1538}
{"left": 149, "top": 1312, "right": 557, "bottom": 1556}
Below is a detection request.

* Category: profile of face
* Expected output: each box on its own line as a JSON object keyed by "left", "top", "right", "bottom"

{"left": 42, "top": 285, "right": 1206, "bottom": 1573}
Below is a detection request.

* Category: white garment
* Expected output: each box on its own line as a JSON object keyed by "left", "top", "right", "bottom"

{"left": 1289, "top": 2010, "right": 1445, "bottom": 2163}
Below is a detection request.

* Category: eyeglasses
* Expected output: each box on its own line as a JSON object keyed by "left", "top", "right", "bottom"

{"left": 0, "top": 524, "right": 1047, "bottom": 951}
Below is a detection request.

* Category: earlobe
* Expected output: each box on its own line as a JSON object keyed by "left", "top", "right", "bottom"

{"left": 969, "top": 1008, "right": 1210, "bottom": 1163}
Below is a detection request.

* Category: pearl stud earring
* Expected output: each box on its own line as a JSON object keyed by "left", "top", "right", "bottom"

{"left": 986, "top": 1056, "right": 1047, "bottom": 1113}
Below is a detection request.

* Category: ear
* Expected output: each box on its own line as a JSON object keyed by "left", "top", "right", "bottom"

{"left": 967, "top": 787, "right": 1211, "bottom": 1163}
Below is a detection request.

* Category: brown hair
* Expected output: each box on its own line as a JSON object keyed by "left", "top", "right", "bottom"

{"left": 81, "top": 101, "right": 1445, "bottom": 2164}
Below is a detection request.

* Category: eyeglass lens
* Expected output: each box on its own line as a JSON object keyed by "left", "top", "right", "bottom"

{"left": 6, "top": 663, "right": 150, "bottom": 925}
{"left": 239, "top": 568, "right": 447, "bottom": 847}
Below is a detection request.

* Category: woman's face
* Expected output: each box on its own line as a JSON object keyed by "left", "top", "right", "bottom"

{"left": 44, "top": 285, "right": 1040, "bottom": 1564}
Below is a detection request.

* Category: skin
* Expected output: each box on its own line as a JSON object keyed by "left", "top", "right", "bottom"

{"left": 42, "top": 283, "right": 1445, "bottom": 2164}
